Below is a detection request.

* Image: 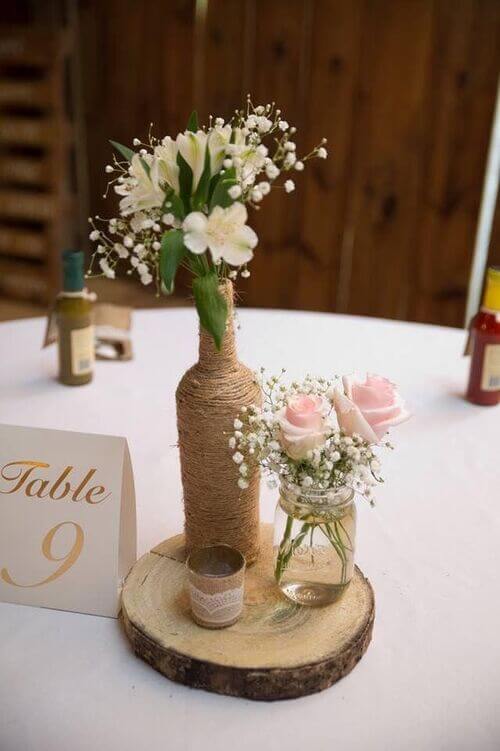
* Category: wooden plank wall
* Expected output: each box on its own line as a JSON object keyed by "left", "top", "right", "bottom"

{"left": 78, "top": 0, "right": 500, "bottom": 327}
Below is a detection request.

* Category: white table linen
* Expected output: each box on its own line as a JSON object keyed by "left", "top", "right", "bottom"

{"left": 0, "top": 308, "right": 499, "bottom": 751}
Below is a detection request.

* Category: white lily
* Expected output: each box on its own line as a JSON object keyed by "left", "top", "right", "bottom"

{"left": 208, "top": 124, "right": 232, "bottom": 174}
{"left": 176, "top": 129, "right": 208, "bottom": 192}
{"left": 153, "top": 136, "right": 180, "bottom": 194}
{"left": 183, "top": 202, "right": 258, "bottom": 266}
{"left": 115, "top": 154, "right": 164, "bottom": 215}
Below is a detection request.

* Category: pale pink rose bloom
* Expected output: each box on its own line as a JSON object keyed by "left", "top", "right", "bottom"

{"left": 277, "top": 394, "right": 330, "bottom": 460}
{"left": 333, "top": 374, "right": 410, "bottom": 444}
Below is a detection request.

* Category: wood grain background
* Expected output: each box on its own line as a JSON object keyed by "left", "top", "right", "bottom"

{"left": 3, "top": 0, "right": 500, "bottom": 326}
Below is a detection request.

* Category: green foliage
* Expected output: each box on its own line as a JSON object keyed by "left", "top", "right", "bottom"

{"left": 161, "top": 189, "right": 185, "bottom": 221}
{"left": 192, "top": 272, "right": 228, "bottom": 350}
{"left": 209, "top": 167, "right": 238, "bottom": 210}
{"left": 186, "top": 110, "right": 199, "bottom": 132}
{"left": 177, "top": 152, "right": 193, "bottom": 214}
{"left": 159, "top": 229, "right": 186, "bottom": 294}
{"left": 109, "top": 140, "right": 135, "bottom": 162}
{"left": 109, "top": 140, "right": 150, "bottom": 177}
{"left": 192, "top": 146, "right": 211, "bottom": 211}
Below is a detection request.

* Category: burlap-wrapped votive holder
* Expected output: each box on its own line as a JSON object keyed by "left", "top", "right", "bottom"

{"left": 186, "top": 545, "right": 245, "bottom": 629}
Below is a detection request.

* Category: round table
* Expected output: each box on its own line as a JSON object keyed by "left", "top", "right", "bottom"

{"left": 0, "top": 308, "right": 499, "bottom": 751}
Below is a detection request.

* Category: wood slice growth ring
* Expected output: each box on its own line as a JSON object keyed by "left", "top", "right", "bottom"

{"left": 122, "top": 525, "right": 375, "bottom": 701}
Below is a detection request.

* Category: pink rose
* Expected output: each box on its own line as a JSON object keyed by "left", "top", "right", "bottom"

{"left": 277, "top": 394, "right": 329, "bottom": 460}
{"left": 332, "top": 374, "right": 410, "bottom": 444}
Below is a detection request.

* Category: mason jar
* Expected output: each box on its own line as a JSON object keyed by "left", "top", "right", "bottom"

{"left": 273, "top": 481, "right": 356, "bottom": 606}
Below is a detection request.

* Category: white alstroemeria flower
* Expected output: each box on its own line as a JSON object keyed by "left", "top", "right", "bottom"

{"left": 153, "top": 136, "right": 180, "bottom": 194}
{"left": 208, "top": 124, "right": 232, "bottom": 174}
{"left": 183, "top": 203, "right": 258, "bottom": 267}
{"left": 176, "top": 129, "right": 208, "bottom": 192}
{"left": 115, "top": 155, "right": 164, "bottom": 215}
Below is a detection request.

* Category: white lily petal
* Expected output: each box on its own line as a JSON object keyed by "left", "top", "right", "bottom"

{"left": 208, "top": 124, "right": 232, "bottom": 174}
{"left": 176, "top": 130, "right": 208, "bottom": 192}
{"left": 183, "top": 211, "right": 208, "bottom": 255}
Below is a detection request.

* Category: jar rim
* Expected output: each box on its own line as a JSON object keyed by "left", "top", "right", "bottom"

{"left": 279, "top": 479, "right": 354, "bottom": 506}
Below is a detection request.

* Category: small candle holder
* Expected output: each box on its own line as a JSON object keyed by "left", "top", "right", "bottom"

{"left": 186, "top": 545, "right": 246, "bottom": 629}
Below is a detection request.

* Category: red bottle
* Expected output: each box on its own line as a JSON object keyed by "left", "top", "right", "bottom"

{"left": 466, "top": 267, "right": 500, "bottom": 406}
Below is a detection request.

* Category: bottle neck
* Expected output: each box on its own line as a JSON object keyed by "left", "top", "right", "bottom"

{"left": 482, "top": 273, "right": 500, "bottom": 314}
{"left": 197, "top": 279, "right": 237, "bottom": 370}
{"left": 62, "top": 250, "right": 84, "bottom": 293}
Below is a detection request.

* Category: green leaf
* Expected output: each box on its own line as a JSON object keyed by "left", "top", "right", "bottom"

{"left": 192, "top": 272, "right": 228, "bottom": 350}
{"left": 109, "top": 140, "right": 135, "bottom": 162}
{"left": 192, "top": 146, "right": 212, "bottom": 211}
{"left": 161, "top": 189, "right": 185, "bottom": 221}
{"left": 109, "top": 140, "right": 151, "bottom": 178}
{"left": 209, "top": 167, "right": 238, "bottom": 210}
{"left": 159, "top": 229, "right": 186, "bottom": 295}
{"left": 177, "top": 152, "right": 193, "bottom": 214}
{"left": 186, "top": 110, "right": 199, "bottom": 133}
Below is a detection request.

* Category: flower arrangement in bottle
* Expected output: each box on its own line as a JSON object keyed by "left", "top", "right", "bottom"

{"left": 230, "top": 372, "right": 410, "bottom": 605}
{"left": 87, "top": 98, "right": 327, "bottom": 348}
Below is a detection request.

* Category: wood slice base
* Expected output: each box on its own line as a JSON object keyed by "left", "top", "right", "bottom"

{"left": 121, "top": 524, "right": 375, "bottom": 701}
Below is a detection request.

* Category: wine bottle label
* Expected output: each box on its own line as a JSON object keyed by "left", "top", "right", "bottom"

{"left": 70, "top": 326, "right": 94, "bottom": 376}
{"left": 481, "top": 344, "right": 500, "bottom": 391}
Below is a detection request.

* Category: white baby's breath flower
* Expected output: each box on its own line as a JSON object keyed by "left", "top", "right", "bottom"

{"left": 294, "top": 161, "right": 304, "bottom": 171}
{"left": 238, "top": 478, "right": 249, "bottom": 490}
{"left": 140, "top": 273, "right": 153, "bottom": 285}
{"left": 266, "top": 163, "right": 280, "bottom": 180}
{"left": 258, "top": 181, "right": 271, "bottom": 195}
{"left": 114, "top": 243, "right": 129, "bottom": 258}
{"left": 89, "top": 230, "right": 100, "bottom": 241}
{"left": 99, "top": 258, "right": 115, "bottom": 279}
{"left": 278, "top": 120, "right": 289, "bottom": 131}
{"left": 284, "top": 180, "right": 295, "bottom": 193}
{"left": 228, "top": 437, "right": 236, "bottom": 449}
{"left": 228, "top": 185, "right": 242, "bottom": 199}
{"left": 317, "top": 147, "right": 327, "bottom": 159}
{"left": 232, "top": 452, "right": 244, "bottom": 465}
{"left": 234, "top": 418, "right": 243, "bottom": 429}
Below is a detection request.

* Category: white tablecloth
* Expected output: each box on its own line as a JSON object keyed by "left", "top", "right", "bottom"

{"left": 0, "top": 308, "right": 499, "bottom": 751}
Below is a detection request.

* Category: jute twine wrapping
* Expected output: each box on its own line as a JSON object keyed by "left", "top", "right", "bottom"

{"left": 176, "top": 280, "right": 261, "bottom": 564}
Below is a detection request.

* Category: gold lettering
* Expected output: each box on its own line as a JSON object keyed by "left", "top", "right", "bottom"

{"left": 25, "top": 478, "right": 50, "bottom": 498}
{"left": 86, "top": 485, "right": 111, "bottom": 504}
{"left": 71, "top": 469, "right": 97, "bottom": 502}
{"left": 49, "top": 466, "right": 74, "bottom": 500}
{"left": 0, "top": 461, "right": 49, "bottom": 494}
{"left": 0, "top": 461, "right": 111, "bottom": 504}
{"left": 1, "top": 522, "right": 84, "bottom": 588}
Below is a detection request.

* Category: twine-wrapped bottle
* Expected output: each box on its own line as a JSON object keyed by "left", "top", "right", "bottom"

{"left": 176, "top": 280, "right": 261, "bottom": 564}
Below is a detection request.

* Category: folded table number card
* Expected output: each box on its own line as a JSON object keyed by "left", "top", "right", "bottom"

{"left": 0, "top": 424, "right": 136, "bottom": 617}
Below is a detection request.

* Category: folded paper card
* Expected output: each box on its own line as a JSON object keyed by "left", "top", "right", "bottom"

{"left": 0, "top": 424, "right": 136, "bottom": 617}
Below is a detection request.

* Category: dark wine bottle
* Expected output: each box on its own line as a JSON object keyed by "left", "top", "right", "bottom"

{"left": 56, "top": 250, "right": 94, "bottom": 386}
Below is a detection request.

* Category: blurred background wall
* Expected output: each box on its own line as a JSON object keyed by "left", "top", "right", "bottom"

{"left": 1, "top": 0, "right": 499, "bottom": 326}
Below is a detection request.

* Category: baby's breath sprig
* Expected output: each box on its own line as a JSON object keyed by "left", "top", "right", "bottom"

{"left": 230, "top": 371, "right": 385, "bottom": 505}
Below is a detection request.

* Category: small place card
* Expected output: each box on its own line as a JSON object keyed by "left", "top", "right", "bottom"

{"left": 0, "top": 424, "right": 136, "bottom": 617}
